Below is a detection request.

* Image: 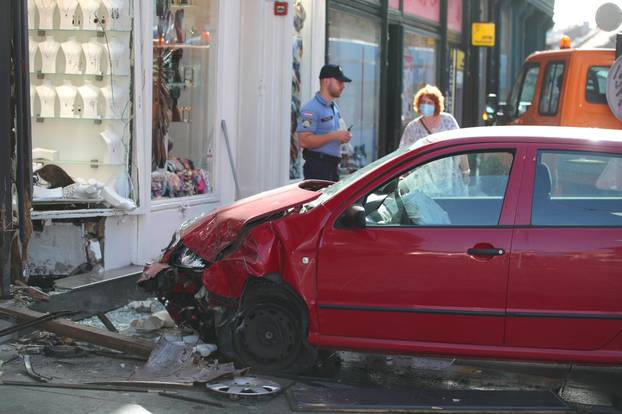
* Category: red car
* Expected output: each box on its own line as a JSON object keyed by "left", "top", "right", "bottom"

{"left": 139, "top": 126, "right": 622, "bottom": 371}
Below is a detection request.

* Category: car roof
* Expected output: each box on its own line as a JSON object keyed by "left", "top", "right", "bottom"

{"left": 422, "top": 126, "right": 622, "bottom": 148}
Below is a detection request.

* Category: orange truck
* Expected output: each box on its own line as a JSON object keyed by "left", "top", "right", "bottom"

{"left": 486, "top": 37, "right": 622, "bottom": 129}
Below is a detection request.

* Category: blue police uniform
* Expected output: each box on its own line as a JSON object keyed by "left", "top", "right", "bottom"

{"left": 296, "top": 92, "right": 342, "bottom": 181}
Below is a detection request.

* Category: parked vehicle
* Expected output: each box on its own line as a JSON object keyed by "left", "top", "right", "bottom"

{"left": 140, "top": 126, "right": 622, "bottom": 371}
{"left": 485, "top": 40, "right": 622, "bottom": 129}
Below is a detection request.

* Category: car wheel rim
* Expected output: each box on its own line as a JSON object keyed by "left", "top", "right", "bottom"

{"left": 235, "top": 303, "right": 301, "bottom": 367}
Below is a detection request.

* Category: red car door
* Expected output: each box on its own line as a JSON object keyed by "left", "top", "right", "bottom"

{"left": 507, "top": 144, "right": 622, "bottom": 351}
{"left": 316, "top": 144, "right": 525, "bottom": 349}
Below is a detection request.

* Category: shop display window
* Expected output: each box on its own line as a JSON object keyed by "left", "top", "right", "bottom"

{"left": 403, "top": 0, "right": 440, "bottom": 23}
{"left": 151, "top": 0, "right": 218, "bottom": 200}
{"left": 327, "top": 8, "right": 381, "bottom": 174}
{"left": 28, "top": 0, "right": 136, "bottom": 211}
{"left": 401, "top": 32, "right": 437, "bottom": 127}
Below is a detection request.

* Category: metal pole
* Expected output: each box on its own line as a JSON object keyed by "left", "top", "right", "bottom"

{"left": 0, "top": 0, "right": 15, "bottom": 298}
{"left": 616, "top": 33, "right": 622, "bottom": 60}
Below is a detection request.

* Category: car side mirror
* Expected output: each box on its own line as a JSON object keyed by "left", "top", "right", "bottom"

{"left": 343, "top": 205, "right": 366, "bottom": 229}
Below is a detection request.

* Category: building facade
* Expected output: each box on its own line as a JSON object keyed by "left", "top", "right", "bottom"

{"left": 19, "top": 0, "right": 553, "bottom": 280}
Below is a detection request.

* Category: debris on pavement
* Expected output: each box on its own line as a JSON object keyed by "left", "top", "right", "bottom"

{"left": 130, "top": 337, "right": 235, "bottom": 384}
{"left": 206, "top": 376, "right": 282, "bottom": 399}
{"left": 22, "top": 354, "right": 53, "bottom": 382}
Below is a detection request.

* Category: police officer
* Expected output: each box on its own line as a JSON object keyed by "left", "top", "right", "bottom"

{"left": 297, "top": 64, "right": 352, "bottom": 181}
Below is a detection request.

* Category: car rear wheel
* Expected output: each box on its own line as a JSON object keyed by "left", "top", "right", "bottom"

{"left": 233, "top": 302, "right": 303, "bottom": 372}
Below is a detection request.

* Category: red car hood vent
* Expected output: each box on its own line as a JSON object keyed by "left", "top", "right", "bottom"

{"left": 180, "top": 182, "right": 323, "bottom": 262}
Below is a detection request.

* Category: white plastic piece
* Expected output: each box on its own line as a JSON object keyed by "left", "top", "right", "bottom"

{"left": 101, "top": 185, "right": 136, "bottom": 210}
{"left": 57, "top": 0, "right": 80, "bottom": 30}
{"left": 78, "top": 0, "right": 102, "bottom": 30}
{"left": 105, "top": 36, "right": 129, "bottom": 75}
{"left": 100, "top": 80, "right": 130, "bottom": 119}
{"left": 32, "top": 147, "right": 59, "bottom": 161}
{"left": 33, "top": 186, "right": 63, "bottom": 199}
{"left": 28, "top": 39, "right": 39, "bottom": 73}
{"left": 77, "top": 81, "right": 100, "bottom": 118}
{"left": 193, "top": 343, "right": 217, "bottom": 358}
{"left": 100, "top": 125, "right": 124, "bottom": 164}
{"left": 102, "top": 0, "right": 130, "bottom": 31}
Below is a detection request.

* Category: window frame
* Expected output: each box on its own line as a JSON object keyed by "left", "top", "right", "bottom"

{"left": 508, "top": 63, "right": 540, "bottom": 119}
{"left": 585, "top": 65, "right": 609, "bottom": 105}
{"left": 538, "top": 60, "right": 565, "bottom": 116}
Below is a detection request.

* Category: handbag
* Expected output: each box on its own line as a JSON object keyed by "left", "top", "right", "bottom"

{"left": 419, "top": 118, "right": 434, "bottom": 135}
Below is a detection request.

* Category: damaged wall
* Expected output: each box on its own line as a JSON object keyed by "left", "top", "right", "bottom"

{"left": 27, "top": 219, "right": 105, "bottom": 277}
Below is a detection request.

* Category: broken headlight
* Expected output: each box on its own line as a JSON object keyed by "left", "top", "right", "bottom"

{"left": 171, "top": 246, "right": 209, "bottom": 270}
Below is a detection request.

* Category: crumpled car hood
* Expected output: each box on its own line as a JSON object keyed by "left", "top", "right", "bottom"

{"left": 181, "top": 182, "right": 323, "bottom": 262}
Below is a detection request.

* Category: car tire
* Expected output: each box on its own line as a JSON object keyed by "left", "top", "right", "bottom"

{"left": 232, "top": 300, "right": 307, "bottom": 372}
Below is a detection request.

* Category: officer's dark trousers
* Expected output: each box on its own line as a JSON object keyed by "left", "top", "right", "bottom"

{"left": 302, "top": 150, "right": 340, "bottom": 181}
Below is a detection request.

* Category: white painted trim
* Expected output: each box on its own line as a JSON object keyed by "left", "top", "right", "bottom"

{"left": 150, "top": 194, "right": 222, "bottom": 212}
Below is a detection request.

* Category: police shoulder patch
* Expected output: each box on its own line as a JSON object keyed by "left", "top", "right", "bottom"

{"left": 302, "top": 119, "right": 312, "bottom": 128}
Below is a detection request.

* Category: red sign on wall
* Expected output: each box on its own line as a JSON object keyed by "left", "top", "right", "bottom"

{"left": 403, "top": 0, "right": 440, "bottom": 23}
{"left": 447, "top": 0, "right": 463, "bottom": 33}
{"left": 274, "top": 1, "right": 288, "bottom": 16}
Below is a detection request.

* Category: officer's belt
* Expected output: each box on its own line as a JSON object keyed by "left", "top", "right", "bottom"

{"left": 302, "top": 149, "right": 340, "bottom": 163}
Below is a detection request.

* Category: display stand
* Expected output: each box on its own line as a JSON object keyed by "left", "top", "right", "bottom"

{"left": 82, "top": 38, "right": 104, "bottom": 74}
{"left": 56, "top": 82, "right": 79, "bottom": 118}
{"left": 34, "top": 0, "right": 56, "bottom": 30}
{"left": 78, "top": 0, "right": 102, "bottom": 30}
{"left": 57, "top": 0, "right": 80, "bottom": 30}
{"left": 61, "top": 37, "right": 83, "bottom": 74}
{"left": 78, "top": 81, "right": 100, "bottom": 118}
{"left": 35, "top": 81, "right": 56, "bottom": 118}
{"left": 39, "top": 36, "right": 61, "bottom": 74}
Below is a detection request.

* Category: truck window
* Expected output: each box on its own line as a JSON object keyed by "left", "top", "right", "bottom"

{"left": 585, "top": 66, "right": 609, "bottom": 104}
{"left": 539, "top": 61, "right": 565, "bottom": 115}
{"left": 507, "top": 64, "right": 540, "bottom": 119}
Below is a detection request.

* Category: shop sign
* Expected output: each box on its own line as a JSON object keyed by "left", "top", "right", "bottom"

{"left": 274, "top": 1, "right": 288, "bottom": 16}
{"left": 471, "top": 22, "right": 495, "bottom": 47}
{"left": 606, "top": 55, "right": 622, "bottom": 121}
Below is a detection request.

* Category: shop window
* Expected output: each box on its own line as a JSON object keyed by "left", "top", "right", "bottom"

{"left": 446, "top": 48, "right": 464, "bottom": 125}
{"left": 29, "top": 0, "right": 136, "bottom": 211}
{"left": 402, "top": 31, "right": 437, "bottom": 127}
{"left": 403, "top": 0, "right": 440, "bottom": 23}
{"left": 447, "top": 0, "right": 462, "bottom": 33}
{"left": 327, "top": 8, "right": 381, "bottom": 173}
{"left": 585, "top": 66, "right": 608, "bottom": 104}
{"left": 151, "top": 0, "right": 218, "bottom": 199}
{"left": 538, "top": 61, "right": 564, "bottom": 116}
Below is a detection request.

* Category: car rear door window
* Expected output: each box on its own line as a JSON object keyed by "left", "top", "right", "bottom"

{"left": 532, "top": 150, "right": 622, "bottom": 226}
{"left": 364, "top": 151, "right": 514, "bottom": 226}
{"left": 585, "top": 66, "right": 609, "bottom": 104}
{"left": 539, "top": 62, "right": 565, "bottom": 115}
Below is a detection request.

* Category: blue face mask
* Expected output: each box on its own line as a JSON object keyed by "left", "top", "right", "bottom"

{"left": 419, "top": 103, "right": 435, "bottom": 117}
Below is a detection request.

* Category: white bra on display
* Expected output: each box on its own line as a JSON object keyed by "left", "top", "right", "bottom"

{"left": 57, "top": 0, "right": 80, "bottom": 30}
{"left": 102, "top": 0, "right": 130, "bottom": 31}
{"left": 100, "top": 81, "right": 129, "bottom": 119}
{"left": 29, "top": 39, "right": 39, "bottom": 73}
{"left": 61, "top": 38, "right": 83, "bottom": 74}
{"left": 78, "top": 0, "right": 102, "bottom": 30}
{"left": 55, "top": 82, "right": 79, "bottom": 118}
{"left": 78, "top": 82, "right": 100, "bottom": 118}
{"left": 100, "top": 125, "right": 124, "bottom": 164}
{"left": 82, "top": 39, "right": 103, "bottom": 74}
{"left": 105, "top": 37, "right": 128, "bottom": 75}
{"left": 39, "top": 37, "right": 61, "bottom": 74}
{"left": 35, "top": 81, "right": 56, "bottom": 118}
{"left": 34, "top": 0, "right": 56, "bottom": 30}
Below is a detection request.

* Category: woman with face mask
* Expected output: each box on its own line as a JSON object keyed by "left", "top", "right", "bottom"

{"left": 399, "top": 84, "right": 469, "bottom": 185}
{"left": 399, "top": 84, "right": 460, "bottom": 148}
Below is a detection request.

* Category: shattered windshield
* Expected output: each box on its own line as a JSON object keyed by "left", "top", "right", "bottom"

{"left": 301, "top": 141, "right": 425, "bottom": 212}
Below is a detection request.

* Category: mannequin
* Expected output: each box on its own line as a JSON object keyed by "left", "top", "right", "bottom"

{"left": 105, "top": 37, "right": 129, "bottom": 75}
{"left": 35, "top": 81, "right": 56, "bottom": 118}
{"left": 55, "top": 81, "right": 79, "bottom": 118}
{"left": 61, "top": 37, "right": 83, "bottom": 74}
{"left": 27, "top": 1, "right": 36, "bottom": 29}
{"left": 78, "top": 81, "right": 100, "bottom": 118}
{"left": 78, "top": 0, "right": 102, "bottom": 30}
{"left": 39, "top": 36, "right": 61, "bottom": 74}
{"left": 57, "top": 0, "right": 80, "bottom": 30}
{"left": 82, "top": 38, "right": 103, "bottom": 74}
{"left": 101, "top": 0, "right": 130, "bottom": 31}
{"left": 100, "top": 125, "right": 124, "bottom": 164}
{"left": 34, "top": 0, "right": 56, "bottom": 30}
{"left": 100, "top": 80, "right": 129, "bottom": 119}
{"left": 29, "top": 38, "right": 39, "bottom": 73}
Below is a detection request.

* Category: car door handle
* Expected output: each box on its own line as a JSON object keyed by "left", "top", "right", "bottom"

{"left": 467, "top": 248, "right": 505, "bottom": 256}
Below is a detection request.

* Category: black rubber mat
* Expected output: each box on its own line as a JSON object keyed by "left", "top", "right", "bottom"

{"left": 286, "top": 384, "right": 570, "bottom": 413}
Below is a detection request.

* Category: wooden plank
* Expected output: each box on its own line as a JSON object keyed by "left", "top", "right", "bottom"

{"left": 0, "top": 305, "right": 153, "bottom": 358}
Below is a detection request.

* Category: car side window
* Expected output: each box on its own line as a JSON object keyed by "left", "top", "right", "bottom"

{"left": 364, "top": 151, "right": 514, "bottom": 227}
{"left": 539, "top": 61, "right": 565, "bottom": 115}
{"left": 516, "top": 66, "right": 540, "bottom": 116}
{"left": 585, "top": 66, "right": 609, "bottom": 104}
{"left": 532, "top": 150, "right": 622, "bottom": 226}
